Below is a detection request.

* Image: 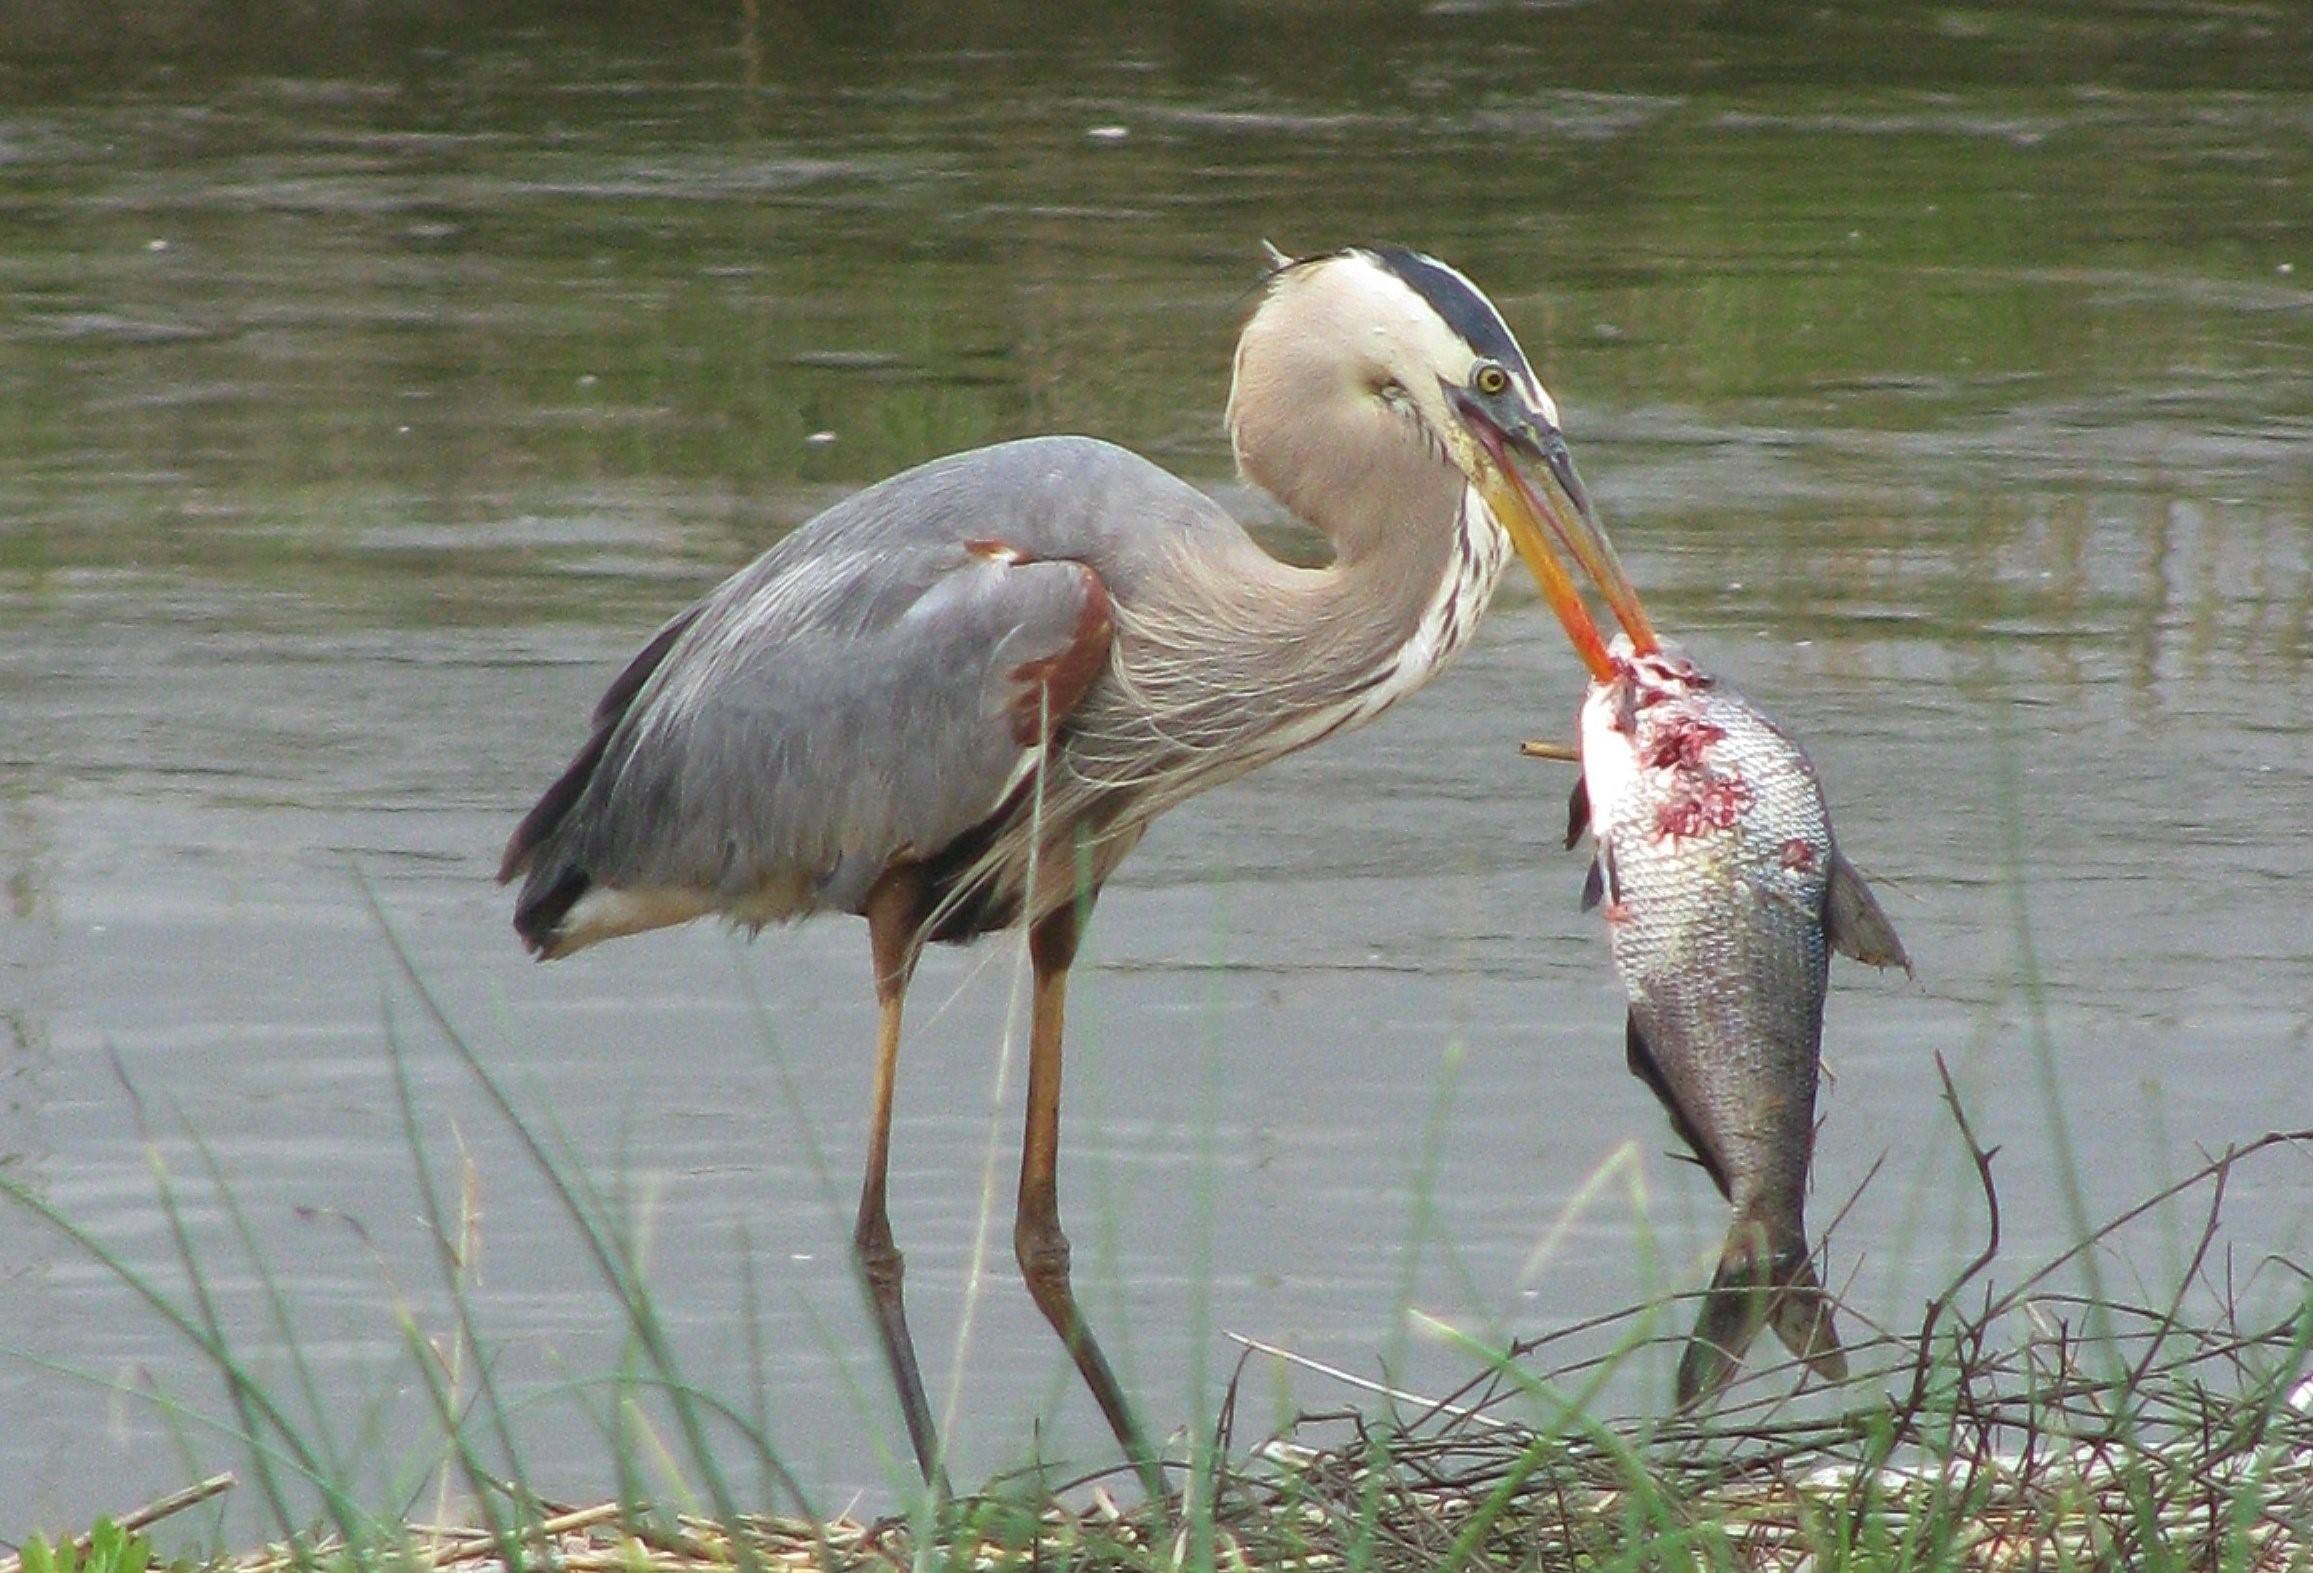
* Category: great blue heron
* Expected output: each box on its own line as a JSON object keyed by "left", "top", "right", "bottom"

{"left": 500, "top": 245, "right": 1658, "bottom": 1494}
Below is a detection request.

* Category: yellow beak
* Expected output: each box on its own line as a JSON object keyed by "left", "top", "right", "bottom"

{"left": 1467, "top": 415, "right": 1658, "bottom": 682}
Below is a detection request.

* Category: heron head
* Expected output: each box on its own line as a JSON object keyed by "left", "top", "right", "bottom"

{"left": 1230, "top": 244, "right": 1657, "bottom": 679}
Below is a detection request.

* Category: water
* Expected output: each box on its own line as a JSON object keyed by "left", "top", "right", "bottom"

{"left": 3, "top": 0, "right": 2311, "bottom": 1536}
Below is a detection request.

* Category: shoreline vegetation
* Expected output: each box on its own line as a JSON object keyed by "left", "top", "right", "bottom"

{"left": 8, "top": 1105, "right": 2307, "bottom": 1572}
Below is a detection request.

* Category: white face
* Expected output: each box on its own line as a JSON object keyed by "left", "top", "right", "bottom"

{"left": 1242, "top": 250, "right": 1559, "bottom": 444}
{"left": 1325, "top": 249, "right": 1558, "bottom": 426}
{"left": 1227, "top": 247, "right": 1567, "bottom": 553}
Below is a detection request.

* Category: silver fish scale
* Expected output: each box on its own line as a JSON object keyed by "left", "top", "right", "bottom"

{"left": 1582, "top": 657, "right": 1835, "bottom": 1224}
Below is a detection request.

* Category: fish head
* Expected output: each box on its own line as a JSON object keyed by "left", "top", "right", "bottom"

{"left": 1580, "top": 634, "right": 1706, "bottom": 749}
{"left": 1575, "top": 642, "right": 1829, "bottom": 876}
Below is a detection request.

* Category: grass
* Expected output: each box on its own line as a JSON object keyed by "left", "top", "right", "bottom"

{"left": 3, "top": 906, "right": 2309, "bottom": 1571}
{"left": 22, "top": 1186, "right": 2307, "bottom": 1573}
{"left": 9, "top": 1510, "right": 184, "bottom": 1573}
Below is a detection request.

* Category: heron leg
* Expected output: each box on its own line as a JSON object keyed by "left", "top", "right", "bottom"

{"left": 855, "top": 871, "right": 946, "bottom": 1492}
{"left": 1015, "top": 906, "right": 1167, "bottom": 1499}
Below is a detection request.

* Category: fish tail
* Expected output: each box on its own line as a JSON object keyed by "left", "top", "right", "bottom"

{"left": 1675, "top": 1215, "right": 1847, "bottom": 1409}
{"left": 1767, "top": 1249, "right": 1848, "bottom": 1386}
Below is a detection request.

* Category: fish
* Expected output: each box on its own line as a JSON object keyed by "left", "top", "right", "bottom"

{"left": 1564, "top": 636, "right": 1909, "bottom": 1408}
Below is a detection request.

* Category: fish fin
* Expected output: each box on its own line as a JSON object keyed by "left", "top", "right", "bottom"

{"left": 1676, "top": 1218, "right": 1773, "bottom": 1408}
{"left": 1580, "top": 859, "right": 1604, "bottom": 912}
{"left": 1675, "top": 1218, "right": 1847, "bottom": 1409}
{"left": 1564, "top": 777, "right": 1590, "bottom": 849}
{"left": 1625, "top": 1015, "right": 1732, "bottom": 1200}
{"left": 1825, "top": 852, "right": 1912, "bottom": 975}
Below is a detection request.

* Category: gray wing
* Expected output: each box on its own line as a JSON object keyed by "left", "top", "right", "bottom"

{"left": 500, "top": 437, "right": 1228, "bottom": 956}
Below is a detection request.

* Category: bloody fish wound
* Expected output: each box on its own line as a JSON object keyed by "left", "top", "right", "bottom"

{"left": 1564, "top": 636, "right": 1910, "bottom": 1408}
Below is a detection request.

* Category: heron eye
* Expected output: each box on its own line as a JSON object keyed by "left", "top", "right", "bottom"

{"left": 1473, "top": 362, "right": 1511, "bottom": 397}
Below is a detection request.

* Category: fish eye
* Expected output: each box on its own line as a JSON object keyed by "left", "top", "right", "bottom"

{"left": 1472, "top": 362, "right": 1510, "bottom": 397}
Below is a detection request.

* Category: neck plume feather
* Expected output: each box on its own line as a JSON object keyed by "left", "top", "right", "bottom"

{"left": 1061, "top": 471, "right": 1500, "bottom": 821}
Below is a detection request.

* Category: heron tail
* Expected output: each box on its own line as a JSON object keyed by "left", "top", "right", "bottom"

{"left": 498, "top": 722, "right": 616, "bottom": 956}
{"left": 500, "top": 607, "right": 708, "bottom": 958}
{"left": 511, "top": 864, "right": 593, "bottom": 958}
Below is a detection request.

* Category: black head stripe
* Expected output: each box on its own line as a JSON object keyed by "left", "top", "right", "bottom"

{"left": 1365, "top": 246, "right": 1529, "bottom": 374}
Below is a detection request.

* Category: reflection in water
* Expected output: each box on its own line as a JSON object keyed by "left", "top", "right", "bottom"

{"left": 0, "top": 0, "right": 2310, "bottom": 1536}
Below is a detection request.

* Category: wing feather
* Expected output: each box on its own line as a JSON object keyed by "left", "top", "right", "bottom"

{"left": 506, "top": 531, "right": 1113, "bottom": 954}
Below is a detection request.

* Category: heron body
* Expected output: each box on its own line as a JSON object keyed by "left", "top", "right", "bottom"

{"left": 506, "top": 433, "right": 1505, "bottom": 956}
{"left": 501, "top": 245, "right": 1655, "bottom": 1494}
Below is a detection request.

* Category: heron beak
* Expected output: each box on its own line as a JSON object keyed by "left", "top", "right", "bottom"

{"left": 1456, "top": 395, "right": 1660, "bottom": 681}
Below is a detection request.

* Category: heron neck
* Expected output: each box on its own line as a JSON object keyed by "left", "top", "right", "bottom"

{"left": 1057, "top": 472, "right": 1501, "bottom": 837}
{"left": 1324, "top": 469, "right": 1473, "bottom": 623}
{"left": 1288, "top": 472, "right": 1498, "bottom": 699}
{"left": 1132, "top": 473, "right": 1494, "bottom": 750}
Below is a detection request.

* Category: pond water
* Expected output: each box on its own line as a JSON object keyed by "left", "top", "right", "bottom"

{"left": 3, "top": 0, "right": 2310, "bottom": 1537}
